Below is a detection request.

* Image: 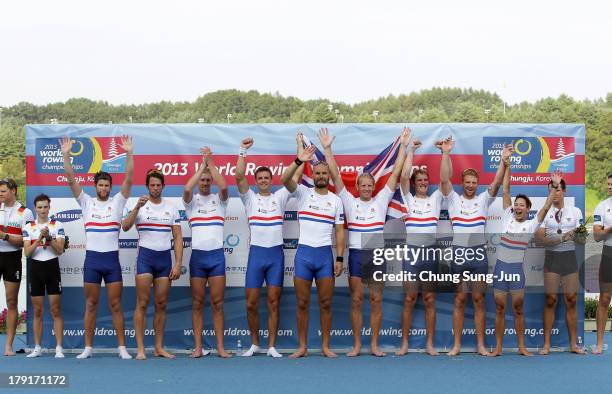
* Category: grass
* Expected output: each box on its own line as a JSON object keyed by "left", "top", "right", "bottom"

{"left": 586, "top": 187, "right": 600, "bottom": 219}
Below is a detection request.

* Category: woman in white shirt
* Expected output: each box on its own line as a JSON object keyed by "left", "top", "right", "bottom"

{"left": 23, "top": 194, "right": 66, "bottom": 358}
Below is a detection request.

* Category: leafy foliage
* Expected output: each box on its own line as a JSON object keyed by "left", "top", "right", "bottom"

{"left": 0, "top": 88, "right": 610, "bottom": 205}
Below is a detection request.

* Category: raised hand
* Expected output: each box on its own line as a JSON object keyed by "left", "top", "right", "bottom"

{"left": 296, "top": 131, "right": 304, "bottom": 146}
{"left": 550, "top": 169, "right": 563, "bottom": 187}
{"left": 240, "top": 137, "right": 254, "bottom": 150}
{"left": 436, "top": 135, "right": 454, "bottom": 153}
{"left": 298, "top": 145, "right": 316, "bottom": 163}
{"left": 400, "top": 127, "right": 412, "bottom": 148}
{"left": 411, "top": 138, "right": 422, "bottom": 151}
{"left": 59, "top": 136, "right": 73, "bottom": 156}
{"left": 201, "top": 146, "right": 212, "bottom": 164}
{"left": 317, "top": 128, "right": 335, "bottom": 149}
{"left": 119, "top": 135, "right": 133, "bottom": 154}
{"left": 501, "top": 143, "right": 513, "bottom": 163}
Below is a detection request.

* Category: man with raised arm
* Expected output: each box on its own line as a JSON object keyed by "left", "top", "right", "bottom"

{"left": 60, "top": 135, "right": 134, "bottom": 359}
{"left": 183, "top": 147, "right": 231, "bottom": 358}
{"left": 281, "top": 142, "right": 345, "bottom": 358}
{"left": 319, "top": 127, "right": 409, "bottom": 357}
{"left": 234, "top": 133, "right": 304, "bottom": 357}
{"left": 445, "top": 139, "right": 511, "bottom": 356}
{"left": 396, "top": 135, "right": 453, "bottom": 356}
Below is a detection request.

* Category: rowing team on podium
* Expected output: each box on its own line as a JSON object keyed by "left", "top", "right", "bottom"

{"left": 1, "top": 129, "right": 610, "bottom": 359}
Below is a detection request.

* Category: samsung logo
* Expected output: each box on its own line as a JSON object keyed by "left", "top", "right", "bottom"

{"left": 53, "top": 209, "right": 83, "bottom": 223}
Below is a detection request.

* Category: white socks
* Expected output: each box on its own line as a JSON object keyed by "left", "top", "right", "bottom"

{"left": 55, "top": 346, "right": 65, "bottom": 358}
{"left": 27, "top": 346, "right": 42, "bottom": 358}
{"left": 242, "top": 344, "right": 261, "bottom": 357}
{"left": 76, "top": 346, "right": 93, "bottom": 359}
{"left": 241, "top": 344, "right": 282, "bottom": 357}
{"left": 267, "top": 347, "right": 283, "bottom": 358}
{"left": 118, "top": 346, "right": 132, "bottom": 359}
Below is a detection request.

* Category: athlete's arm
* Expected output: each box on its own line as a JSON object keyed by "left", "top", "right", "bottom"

{"left": 594, "top": 225, "right": 612, "bottom": 242}
{"left": 387, "top": 127, "right": 410, "bottom": 192}
{"left": 438, "top": 136, "right": 453, "bottom": 196}
{"left": 488, "top": 143, "right": 512, "bottom": 197}
{"left": 235, "top": 138, "right": 253, "bottom": 195}
{"left": 535, "top": 225, "right": 574, "bottom": 246}
{"left": 281, "top": 145, "right": 316, "bottom": 193}
{"left": 183, "top": 148, "right": 207, "bottom": 204}
{"left": 594, "top": 200, "right": 612, "bottom": 241}
{"left": 334, "top": 223, "right": 345, "bottom": 277}
{"left": 537, "top": 170, "right": 562, "bottom": 224}
{"left": 121, "top": 196, "right": 148, "bottom": 231}
{"left": 50, "top": 236, "right": 65, "bottom": 255}
{"left": 400, "top": 133, "right": 419, "bottom": 196}
{"left": 318, "top": 128, "right": 344, "bottom": 193}
{"left": 119, "top": 135, "right": 134, "bottom": 199}
{"left": 22, "top": 229, "right": 38, "bottom": 257}
{"left": 169, "top": 224, "right": 183, "bottom": 280}
{"left": 502, "top": 154, "right": 512, "bottom": 210}
{"left": 292, "top": 132, "right": 306, "bottom": 184}
{"left": 59, "top": 136, "right": 82, "bottom": 199}
{"left": 205, "top": 147, "right": 229, "bottom": 202}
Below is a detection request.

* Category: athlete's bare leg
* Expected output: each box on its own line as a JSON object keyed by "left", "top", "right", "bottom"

{"left": 448, "top": 282, "right": 468, "bottom": 356}
{"left": 396, "top": 282, "right": 418, "bottom": 356}
{"left": 316, "top": 277, "right": 337, "bottom": 358}
{"left": 347, "top": 277, "right": 363, "bottom": 357}
{"left": 246, "top": 287, "right": 261, "bottom": 347}
{"left": 492, "top": 290, "right": 507, "bottom": 356}
{"left": 423, "top": 290, "right": 438, "bottom": 356}
{"left": 562, "top": 273, "right": 585, "bottom": 355}
{"left": 511, "top": 290, "right": 532, "bottom": 356}
{"left": 267, "top": 286, "right": 282, "bottom": 348}
{"left": 190, "top": 277, "right": 206, "bottom": 358}
{"left": 153, "top": 277, "right": 174, "bottom": 359}
{"left": 106, "top": 281, "right": 127, "bottom": 347}
{"left": 540, "top": 272, "right": 560, "bottom": 355}
{"left": 134, "top": 274, "right": 153, "bottom": 360}
{"left": 369, "top": 281, "right": 385, "bottom": 357}
{"left": 3, "top": 281, "right": 20, "bottom": 356}
{"left": 209, "top": 275, "right": 231, "bottom": 358}
{"left": 594, "top": 290, "right": 612, "bottom": 354}
{"left": 289, "top": 277, "right": 312, "bottom": 359}
{"left": 83, "top": 283, "right": 101, "bottom": 348}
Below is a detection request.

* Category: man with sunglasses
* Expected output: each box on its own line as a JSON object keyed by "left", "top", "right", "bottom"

{"left": 0, "top": 178, "right": 34, "bottom": 356}
{"left": 535, "top": 178, "right": 586, "bottom": 355}
{"left": 60, "top": 135, "right": 134, "bottom": 359}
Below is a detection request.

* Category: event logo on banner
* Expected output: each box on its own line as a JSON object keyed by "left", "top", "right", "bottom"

{"left": 483, "top": 136, "right": 575, "bottom": 173}
{"left": 35, "top": 137, "right": 126, "bottom": 173}
{"left": 52, "top": 209, "right": 83, "bottom": 222}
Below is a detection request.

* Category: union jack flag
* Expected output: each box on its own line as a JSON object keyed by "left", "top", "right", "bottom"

{"left": 300, "top": 136, "right": 406, "bottom": 220}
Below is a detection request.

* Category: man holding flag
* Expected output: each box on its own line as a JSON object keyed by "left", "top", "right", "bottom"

{"left": 317, "top": 127, "right": 410, "bottom": 356}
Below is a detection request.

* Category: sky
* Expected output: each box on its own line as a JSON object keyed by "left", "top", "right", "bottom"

{"left": 1, "top": 0, "right": 610, "bottom": 106}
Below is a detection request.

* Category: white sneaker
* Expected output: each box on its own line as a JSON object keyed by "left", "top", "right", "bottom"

{"left": 267, "top": 347, "right": 283, "bottom": 358}
{"left": 242, "top": 344, "right": 261, "bottom": 357}
{"left": 27, "top": 347, "right": 43, "bottom": 358}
